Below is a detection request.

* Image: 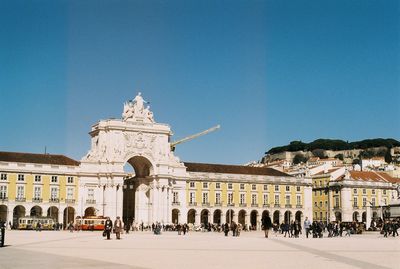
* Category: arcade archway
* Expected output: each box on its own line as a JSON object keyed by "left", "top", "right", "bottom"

{"left": 201, "top": 209, "right": 209, "bottom": 225}
{"left": 13, "top": 205, "right": 25, "bottom": 227}
{"left": 187, "top": 209, "right": 196, "bottom": 224}
{"left": 213, "top": 209, "right": 221, "bottom": 224}
{"left": 250, "top": 210, "right": 258, "bottom": 229}
{"left": 172, "top": 209, "right": 180, "bottom": 224}
{"left": 47, "top": 206, "right": 59, "bottom": 221}
{"left": 85, "top": 207, "right": 96, "bottom": 217}
{"left": 0, "top": 205, "right": 7, "bottom": 222}
{"left": 30, "top": 206, "right": 42, "bottom": 217}
{"left": 64, "top": 207, "right": 75, "bottom": 227}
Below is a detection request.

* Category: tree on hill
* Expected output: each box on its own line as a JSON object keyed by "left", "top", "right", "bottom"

{"left": 385, "top": 150, "right": 392, "bottom": 163}
{"left": 293, "top": 153, "right": 307, "bottom": 164}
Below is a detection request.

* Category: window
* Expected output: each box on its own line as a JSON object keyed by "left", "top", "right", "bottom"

{"left": 362, "top": 188, "right": 366, "bottom": 195}
{"left": 263, "top": 184, "right": 268, "bottom": 191}
{"left": 384, "top": 198, "right": 387, "bottom": 205}
{"left": 285, "top": 186, "right": 290, "bottom": 192}
{"left": 363, "top": 197, "right": 367, "bottom": 207}
{"left": 88, "top": 188, "right": 94, "bottom": 200}
{"left": 274, "top": 195, "right": 279, "bottom": 205}
{"left": 34, "top": 175, "right": 41, "bottom": 182}
{"left": 67, "top": 188, "right": 74, "bottom": 199}
{"left": 0, "top": 174, "right": 7, "bottom": 181}
{"left": 296, "top": 186, "right": 301, "bottom": 192}
{"left": 215, "top": 193, "right": 221, "bottom": 204}
{"left": 314, "top": 201, "right": 317, "bottom": 207}
{"left": 353, "top": 188, "right": 357, "bottom": 194}
{"left": 371, "top": 198, "right": 376, "bottom": 206}
{"left": 189, "top": 192, "right": 195, "bottom": 203}
{"left": 51, "top": 176, "right": 58, "bottom": 183}
{"left": 17, "top": 185, "right": 24, "bottom": 198}
{"left": 353, "top": 197, "right": 358, "bottom": 207}
{"left": 67, "top": 177, "right": 74, "bottom": 184}
{"left": 319, "top": 201, "right": 322, "bottom": 208}
{"left": 325, "top": 201, "right": 328, "bottom": 207}
{"left": 34, "top": 186, "right": 41, "bottom": 199}
{"left": 0, "top": 186, "right": 7, "bottom": 199}
{"left": 319, "top": 181, "right": 322, "bottom": 187}
{"left": 228, "top": 193, "right": 233, "bottom": 204}
{"left": 252, "top": 184, "right": 256, "bottom": 191}
{"left": 274, "top": 185, "right": 279, "bottom": 192}
{"left": 240, "top": 193, "right": 245, "bottom": 204}
{"left": 173, "top": 192, "right": 179, "bottom": 203}
{"left": 216, "top": 183, "right": 221, "bottom": 189}
{"left": 251, "top": 194, "right": 257, "bottom": 205}
{"left": 296, "top": 195, "right": 301, "bottom": 205}
{"left": 51, "top": 187, "right": 58, "bottom": 199}
{"left": 240, "top": 184, "right": 245, "bottom": 190}
{"left": 202, "top": 192, "right": 209, "bottom": 204}
{"left": 335, "top": 197, "right": 339, "bottom": 207}
{"left": 286, "top": 195, "right": 291, "bottom": 205}
{"left": 18, "top": 174, "right": 24, "bottom": 181}
{"left": 319, "top": 190, "right": 322, "bottom": 195}
{"left": 189, "top": 182, "right": 195, "bottom": 188}
{"left": 228, "top": 183, "right": 233, "bottom": 190}
{"left": 263, "top": 194, "right": 268, "bottom": 205}
{"left": 203, "top": 182, "right": 208, "bottom": 189}
{"left": 383, "top": 190, "right": 387, "bottom": 195}
{"left": 372, "top": 189, "right": 375, "bottom": 195}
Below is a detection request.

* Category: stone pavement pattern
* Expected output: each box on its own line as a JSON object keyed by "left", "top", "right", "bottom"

{"left": 0, "top": 230, "right": 398, "bottom": 269}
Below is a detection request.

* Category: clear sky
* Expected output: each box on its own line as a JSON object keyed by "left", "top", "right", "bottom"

{"left": 1, "top": 0, "right": 399, "bottom": 165}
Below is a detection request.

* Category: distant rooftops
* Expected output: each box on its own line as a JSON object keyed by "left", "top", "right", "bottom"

{"left": 184, "top": 162, "right": 292, "bottom": 177}
{"left": 348, "top": 171, "right": 400, "bottom": 184}
{"left": 0, "top": 151, "right": 80, "bottom": 166}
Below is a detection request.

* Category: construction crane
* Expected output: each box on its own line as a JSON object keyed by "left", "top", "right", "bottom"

{"left": 170, "top": 125, "right": 220, "bottom": 151}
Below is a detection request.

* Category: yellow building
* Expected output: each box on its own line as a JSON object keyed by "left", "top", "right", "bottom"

{"left": 0, "top": 151, "right": 80, "bottom": 227}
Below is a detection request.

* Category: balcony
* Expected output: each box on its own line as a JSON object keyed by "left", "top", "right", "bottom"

{"left": 296, "top": 204, "right": 303, "bottom": 208}
{"left": 202, "top": 202, "right": 210, "bottom": 207}
{"left": 0, "top": 197, "right": 8, "bottom": 202}
{"left": 214, "top": 202, "right": 222, "bottom": 207}
{"left": 86, "top": 199, "right": 96, "bottom": 204}
{"left": 239, "top": 203, "right": 247, "bottom": 207}
{"left": 285, "top": 204, "right": 292, "bottom": 208}
{"left": 227, "top": 203, "right": 235, "bottom": 207}
{"left": 353, "top": 206, "right": 359, "bottom": 209}
{"left": 16, "top": 197, "right": 26, "bottom": 202}
{"left": 32, "top": 198, "right": 43, "bottom": 203}
{"left": 189, "top": 202, "right": 197, "bottom": 206}
{"left": 49, "top": 198, "right": 60, "bottom": 203}
{"left": 333, "top": 205, "right": 340, "bottom": 210}
{"left": 65, "top": 199, "right": 76, "bottom": 204}
{"left": 172, "top": 201, "right": 180, "bottom": 206}
{"left": 274, "top": 204, "right": 280, "bottom": 208}
{"left": 263, "top": 203, "right": 270, "bottom": 208}
{"left": 251, "top": 203, "right": 258, "bottom": 207}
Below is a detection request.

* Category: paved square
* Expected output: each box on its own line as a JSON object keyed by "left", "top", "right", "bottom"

{"left": 0, "top": 230, "right": 398, "bottom": 269}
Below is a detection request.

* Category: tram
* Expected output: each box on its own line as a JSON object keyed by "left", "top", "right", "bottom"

{"left": 18, "top": 216, "right": 55, "bottom": 230}
{"left": 76, "top": 216, "right": 107, "bottom": 231}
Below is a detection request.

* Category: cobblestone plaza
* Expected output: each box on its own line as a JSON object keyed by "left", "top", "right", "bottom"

{"left": 0, "top": 230, "right": 398, "bottom": 269}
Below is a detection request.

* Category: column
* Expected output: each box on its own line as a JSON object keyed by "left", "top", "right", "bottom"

{"left": 366, "top": 206, "right": 372, "bottom": 229}
{"left": 341, "top": 187, "right": 352, "bottom": 222}
{"left": 7, "top": 208, "right": 13, "bottom": 229}
{"left": 116, "top": 184, "right": 123, "bottom": 218}
{"left": 195, "top": 212, "right": 200, "bottom": 226}
{"left": 245, "top": 212, "right": 251, "bottom": 228}
{"left": 233, "top": 211, "right": 238, "bottom": 224}
{"left": 221, "top": 211, "right": 226, "bottom": 224}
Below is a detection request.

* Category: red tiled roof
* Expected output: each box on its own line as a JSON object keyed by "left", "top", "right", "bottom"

{"left": 349, "top": 171, "right": 400, "bottom": 183}
{"left": 0, "top": 151, "right": 80, "bottom": 166}
{"left": 184, "top": 162, "right": 292, "bottom": 177}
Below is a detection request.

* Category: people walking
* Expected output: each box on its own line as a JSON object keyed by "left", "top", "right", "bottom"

{"left": 304, "top": 217, "right": 311, "bottom": 238}
{"left": 114, "top": 216, "right": 123, "bottom": 240}
{"left": 104, "top": 217, "right": 113, "bottom": 240}
{"left": 262, "top": 214, "right": 272, "bottom": 238}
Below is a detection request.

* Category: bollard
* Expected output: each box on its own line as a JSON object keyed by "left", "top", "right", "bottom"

{"left": 0, "top": 227, "right": 4, "bottom": 247}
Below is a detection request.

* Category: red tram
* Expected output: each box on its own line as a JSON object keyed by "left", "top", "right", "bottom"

{"left": 76, "top": 216, "right": 107, "bottom": 230}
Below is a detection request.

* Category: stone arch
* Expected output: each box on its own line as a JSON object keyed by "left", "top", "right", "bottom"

{"left": 47, "top": 206, "right": 59, "bottom": 222}
{"left": 13, "top": 205, "right": 26, "bottom": 227}
{"left": 273, "top": 210, "right": 280, "bottom": 224}
{"left": 201, "top": 209, "right": 209, "bottom": 225}
{"left": 238, "top": 209, "right": 246, "bottom": 226}
{"left": 226, "top": 209, "right": 234, "bottom": 224}
{"left": 84, "top": 207, "right": 96, "bottom": 217}
{"left": 172, "top": 209, "right": 180, "bottom": 224}
{"left": 335, "top": 211, "right": 342, "bottom": 222}
{"left": 362, "top": 212, "right": 366, "bottom": 223}
{"left": 284, "top": 210, "right": 292, "bottom": 224}
{"left": 63, "top": 207, "right": 75, "bottom": 227}
{"left": 30, "top": 205, "right": 42, "bottom": 217}
{"left": 295, "top": 211, "right": 303, "bottom": 223}
{"left": 187, "top": 209, "right": 196, "bottom": 224}
{"left": 250, "top": 210, "right": 258, "bottom": 229}
{"left": 372, "top": 211, "right": 378, "bottom": 219}
{"left": 0, "top": 205, "right": 7, "bottom": 222}
{"left": 213, "top": 209, "right": 222, "bottom": 225}
{"left": 353, "top": 211, "right": 359, "bottom": 222}
{"left": 123, "top": 155, "right": 154, "bottom": 224}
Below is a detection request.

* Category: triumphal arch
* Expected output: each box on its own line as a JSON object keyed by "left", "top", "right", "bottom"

{"left": 79, "top": 93, "right": 188, "bottom": 224}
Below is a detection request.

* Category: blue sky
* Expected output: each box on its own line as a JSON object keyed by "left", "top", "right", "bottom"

{"left": 0, "top": 0, "right": 399, "bottom": 165}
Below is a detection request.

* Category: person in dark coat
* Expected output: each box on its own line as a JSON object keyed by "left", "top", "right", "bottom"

{"left": 223, "top": 223, "right": 229, "bottom": 236}
{"left": 104, "top": 217, "right": 113, "bottom": 240}
{"left": 262, "top": 215, "right": 272, "bottom": 238}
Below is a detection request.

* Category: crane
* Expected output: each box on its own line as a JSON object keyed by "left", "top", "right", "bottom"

{"left": 170, "top": 125, "right": 220, "bottom": 151}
